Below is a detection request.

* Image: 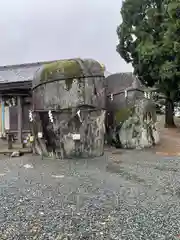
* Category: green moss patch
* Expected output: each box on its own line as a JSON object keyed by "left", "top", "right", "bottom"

{"left": 40, "top": 60, "right": 83, "bottom": 84}
{"left": 115, "top": 107, "right": 134, "bottom": 123}
{"left": 39, "top": 59, "right": 105, "bottom": 90}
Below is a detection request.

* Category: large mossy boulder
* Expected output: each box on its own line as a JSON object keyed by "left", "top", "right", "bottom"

{"left": 32, "top": 58, "right": 106, "bottom": 110}
{"left": 31, "top": 58, "right": 106, "bottom": 159}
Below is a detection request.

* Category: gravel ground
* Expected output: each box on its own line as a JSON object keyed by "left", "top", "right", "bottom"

{"left": 0, "top": 150, "right": 180, "bottom": 239}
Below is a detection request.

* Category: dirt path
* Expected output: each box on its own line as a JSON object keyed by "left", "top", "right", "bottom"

{"left": 154, "top": 115, "right": 180, "bottom": 156}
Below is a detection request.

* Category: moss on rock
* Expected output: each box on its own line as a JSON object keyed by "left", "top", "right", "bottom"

{"left": 38, "top": 58, "right": 105, "bottom": 90}
{"left": 40, "top": 60, "right": 83, "bottom": 83}
{"left": 115, "top": 107, "right": 134, "bottom": 123}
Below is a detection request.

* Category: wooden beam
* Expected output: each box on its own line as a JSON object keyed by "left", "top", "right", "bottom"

{"left": 17, "top": 96, "right": 23, "bottom": 145}
{"left": 1, "top": 93, "right": 30, "bottom": 96}
{"left": 0, "top": 80, "right": 32, "bottom": 92}
{"left": 1, "top": 98, "right": 5, "bottom": 135}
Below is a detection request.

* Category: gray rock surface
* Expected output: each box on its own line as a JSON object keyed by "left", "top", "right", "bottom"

{"left": 118, "top": 99, "right": 159, "bottom": 149}
{"left": 105, "top": 72, "right": 144, "bottom": 112}
{"left": 11, "top": 151, "right": 21, "bottom": 157}
{"left": 51, "top": 109, "right": 106, "bottom": 158}
{"left": 32, "top": 59, "right": 106, "bottom": 110}
{"left": 31, "top": 109, "right": 106, "bottom": 158}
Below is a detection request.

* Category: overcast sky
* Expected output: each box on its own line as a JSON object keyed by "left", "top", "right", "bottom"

{"left": 0, "top": 0, "right": 132, "bottom": 73}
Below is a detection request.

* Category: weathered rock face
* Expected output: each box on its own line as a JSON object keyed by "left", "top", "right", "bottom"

{"left": 32, "top": 59, "right": 106, "bottom": 110}
{"left": 116, "top": 99, "right": 160, "bottom": 149}
{"left": 53, "top": 109, "right": 105, "bottom": 158}
{"left": 105, "top": 73, "right": 144, "bottom": 113}
{"left": 31, "top": 59, "right": 106, "bottom": 158}
{"left": 31, "top": 109, "right": 105, "bottom": 158}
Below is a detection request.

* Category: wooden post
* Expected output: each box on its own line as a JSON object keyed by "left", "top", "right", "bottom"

{"left": 1, "top": 98, "right": 5, "bottom": 136}
{"left": 17, "top": 96, "right": 23, "bottom": 146}
{"left": 7, "top": 133, "right": 13, "bottom": 149}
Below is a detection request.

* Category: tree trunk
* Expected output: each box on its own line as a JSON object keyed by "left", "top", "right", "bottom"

{"left": 164, "top": 98, "right": 176, "bottom": 128}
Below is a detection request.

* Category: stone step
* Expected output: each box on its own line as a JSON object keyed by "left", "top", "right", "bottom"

{"left": 0, "top": 148, "right": 32, "bottom": 154}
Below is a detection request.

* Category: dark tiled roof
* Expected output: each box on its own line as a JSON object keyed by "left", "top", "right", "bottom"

{"left": 0, "top": 60, "right": 56, "bottom": 83}
{"left": 0, "top": 65, "right": 39, "bottom": 83}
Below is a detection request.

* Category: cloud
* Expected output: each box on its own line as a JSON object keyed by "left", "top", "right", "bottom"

{"left": 0, "top": 0, "right": 132, "bottom": 73}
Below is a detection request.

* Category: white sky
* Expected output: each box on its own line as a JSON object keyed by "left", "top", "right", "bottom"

{"left": 0, "top": 0, "right": 133, "bottom": 73}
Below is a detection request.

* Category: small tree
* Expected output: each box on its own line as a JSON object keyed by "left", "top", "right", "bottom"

{"left": 117, "top": 0, "right": 180, "bottom": 127}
